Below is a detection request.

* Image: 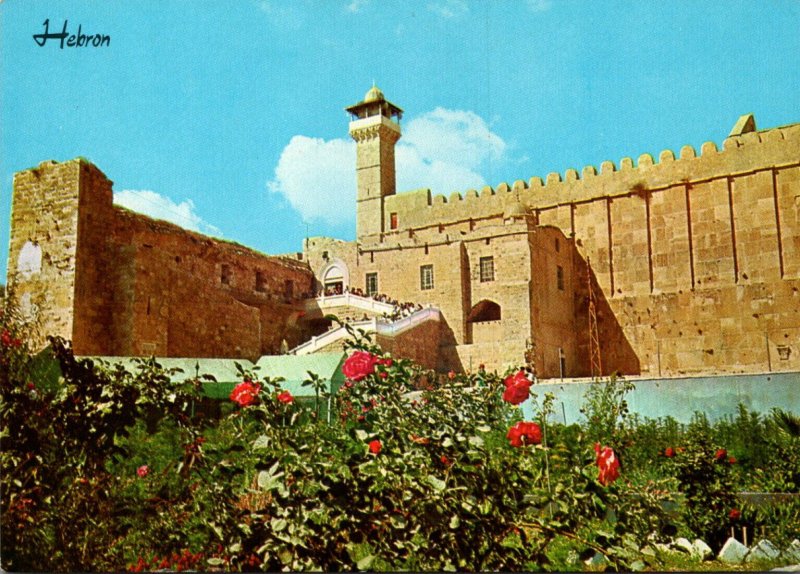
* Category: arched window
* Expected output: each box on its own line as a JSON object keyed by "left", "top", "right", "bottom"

{"left": 468, "top": 300, "right": 501, "bottom": 323}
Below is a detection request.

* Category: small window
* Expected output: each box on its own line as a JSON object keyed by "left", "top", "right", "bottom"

{"left": 479, "top": 256, "right": 495, "bottom": 283}
{"left": 284, "top": 279, "right": 294, "bottom": 301}
{"left": 221, "top": 264, "right": 232, "bottom": 285}
{"left": 390, "top": 212, "right": 398, "bottom": 230}
{"left": 420, "top": 264, "right": 434, "bottom": 291}
{"left": 322, "top": 250, "right": 329, "bottom": 260}
{"left": 555, "top": 238, "right": 560, "bottom": 252}
{"left": 255, "top": 271, "right": 268, "bottom": 292}
{"left": 556, "top": 265, "right": 564, "bottom": 291}
{"left": 366, "top": 273, "right": 378, "bottom": 296}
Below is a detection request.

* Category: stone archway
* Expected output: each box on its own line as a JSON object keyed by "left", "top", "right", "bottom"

{"left": 468, "top": 299, "right": 502, "bottom": 323}
{"left": 319, "top": 260, "right": 349, "bottom": 295}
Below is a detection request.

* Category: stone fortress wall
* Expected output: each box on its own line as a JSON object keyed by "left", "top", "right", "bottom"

{"left": 7, "top": 159, "right": 316, "bottom": 360}
{"left": 305, "top": 88, "right": 800, "bottom": 377}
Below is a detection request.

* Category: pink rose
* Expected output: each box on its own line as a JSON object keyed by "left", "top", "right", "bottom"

{"left": 343, "top": 351, "right": 380, "bottom": 381}
{"left": 137, "top": 465, "right": 149, "bottom": 478}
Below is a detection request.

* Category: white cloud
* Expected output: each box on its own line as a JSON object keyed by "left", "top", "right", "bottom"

{"left": 266, "top": 108, "right": 507, "bottom": 226}
{"left": 113, "top": 190, "right": 223, "bottom": 236}
{"left": 267, "top": 136, "right": 356, "bottom": 225}
{"left": 428, "top": 0, "right": 468, "bottom": 18}
{"left": 402, "top": 108, "right": 506, "bottom": 172}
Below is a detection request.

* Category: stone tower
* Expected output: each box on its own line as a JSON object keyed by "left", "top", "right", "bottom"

{"left": 6, "top": 159, "right": 114, "bottom": 353}
{"left": 346, "top": 85, "right": 403, "bottom": 241}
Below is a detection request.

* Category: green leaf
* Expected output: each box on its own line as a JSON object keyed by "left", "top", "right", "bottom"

{"left": 253, "top": 434, "right": 270, "bottom": 449}
{"left": 427, "top": 475, "right": 446, "bottom": 492}
{"left": 448, "top": 514, "right": 460, "bottom": 529}
{"left": 206, "top": 558, "right": 224, "bottom": 566}
{"left": 356, "top": 554, "right": 375, "bottom": 570}
{"left": 468, "top": 435, "right": 484, "bottom": 448}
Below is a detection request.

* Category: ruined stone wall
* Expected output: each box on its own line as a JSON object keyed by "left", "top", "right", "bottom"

{"left": 7, "top": 159, "right": 96, "bottom": 349}
{"left": 108, "top": 208, "right": 314, "bottom": 359}
{"left": 7, "top": 159, "right": 316, "bottom": 359}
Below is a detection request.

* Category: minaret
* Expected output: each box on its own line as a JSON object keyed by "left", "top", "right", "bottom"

{"left": 346, "top": 85, "right": 403, "bottom": 241}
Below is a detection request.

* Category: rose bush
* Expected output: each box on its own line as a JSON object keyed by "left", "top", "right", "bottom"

{"left": 5, "top": 301, "right": 796, "bottom": 571}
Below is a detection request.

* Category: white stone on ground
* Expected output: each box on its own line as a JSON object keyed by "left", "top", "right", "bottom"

{"left": 673, "top": 537, "right": 694, "bottom": 554}
{"left": 692, "top": 539, "right": 713, "bottom": 561}
{"left": 782, "top": 540, "right": 800, "bottom": 563}
{"left": 718, "top": 537, "right": 749, "bottom": 564}
{"left": 747, "top": 539, "right": 781, "bottom": 563}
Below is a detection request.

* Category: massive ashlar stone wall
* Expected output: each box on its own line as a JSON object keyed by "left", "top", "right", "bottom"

{"left": 362, "top": 122, "right": 800, "bottom": 376}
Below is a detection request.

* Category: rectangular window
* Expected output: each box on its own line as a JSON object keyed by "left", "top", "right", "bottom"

{"left": 221, "top": 264, "right": 232, "bottom": 285}
{"left": 479, "top": 256, "right": 495, "bottom": 282}
{"left": 255, "top": 271, "right": 268, "bottom": 292}
{"left": 420, "top": 264, "right": 434, "bottom": 290}
{"left": 557, "top": 265, "right": 565, "bottom": 291}
{"left": 366, "top": 272, "right": 378, "bottom": 296}
{"left": 284, "top": 279, "right": 294, "bottom": 301}
{"left": 390, "top": 212, "right": 398, "bottom": 230}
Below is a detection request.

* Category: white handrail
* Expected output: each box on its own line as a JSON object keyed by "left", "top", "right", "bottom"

{"left": 290, "top": 305, "right": 440, "bottom": 355}
{"left": 305, "top": 293, "right": 396, "bottom": 314}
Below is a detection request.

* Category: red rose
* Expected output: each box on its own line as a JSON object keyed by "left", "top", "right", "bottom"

{"left": 230, "top": 381, "right": 261, "bottom": 407}
{"left": 440, "top": 455, "right": 451, "bottom": 466}
{"left": 503, "top": 378, "right": 531, "bottom": 405}
{"left": 729, "top": 508, "right": 741, "bottom": 520}
{"left": 368, "top": 439, "right": 382, "bottom": 455}
{"left": 378, "top": 357, "right": 393, "bottom": 367}
{"left": 137, "top": 465, "right": 149, "bottom": 478}
{"left": 379, "top": 371, "right": 388, "bottom": 379}
{"left": 594, "top": 443, "right": 620, "bottom": 486}
{"left": 664, "top": 447, "right": 675, "bottom": 458}
{"left": 728, "top": 456, "right": 736, "bottom": 464}
{"left": 503, "top": 370, "right": 529, "bottom": 388}
{"left": 1, "top": 329, "right": 21, "bottom": 348}
{"left": 343, "top": 351, "right": 380, "bottom": 381}
{"left": 277, "top": 390, "right": 293, "bottom": 404}
{"left": 715, "top": 448, "right": 727, "bottom": 461}
{"left": 506, "top": 421, "right": 542, "bottom": 447}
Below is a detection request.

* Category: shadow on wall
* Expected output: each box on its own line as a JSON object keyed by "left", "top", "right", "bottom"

{"left": 436, "top": 318, "right": 464, "bottom": 373}
{"left": 573, "top": 247, "right": 641, "bottom": 377}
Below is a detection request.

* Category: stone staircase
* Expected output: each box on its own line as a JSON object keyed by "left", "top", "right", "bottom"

{"left": 291, "top": 304, "right": 441, "bottom": 356}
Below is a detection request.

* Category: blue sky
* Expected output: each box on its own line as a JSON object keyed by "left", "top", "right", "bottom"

{"left": 2, "top": 0, "right": 799, "bottom": 281}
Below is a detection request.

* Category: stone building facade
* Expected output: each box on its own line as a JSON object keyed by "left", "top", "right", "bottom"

{"left": 7, "top": 159, "right": 315, "bottom": 360}
{"left": 303, "top": 87, "right": 800, "bottom": 378}
{"left": 5, "top": 87, "right": 800, "bottom": 379}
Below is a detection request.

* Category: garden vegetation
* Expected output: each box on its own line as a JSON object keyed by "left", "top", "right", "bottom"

{"left": 1, "top": 299, "right": 799, "bottom": 572}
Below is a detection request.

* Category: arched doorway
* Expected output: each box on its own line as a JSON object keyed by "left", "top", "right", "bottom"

{"left": 320, "top": 261, "right": 349, "bottom": 296}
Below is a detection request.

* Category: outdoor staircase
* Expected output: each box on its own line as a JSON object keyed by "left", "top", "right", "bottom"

{"left": 303, "top": 292, "right": 396, "bottom": 315}
{"left": 290, "top": 304, "right": 441, "bottom": 356}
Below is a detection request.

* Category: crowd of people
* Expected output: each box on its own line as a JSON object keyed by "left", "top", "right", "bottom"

{"left": 318, "top": 285, "right": 425, "bottom": 326}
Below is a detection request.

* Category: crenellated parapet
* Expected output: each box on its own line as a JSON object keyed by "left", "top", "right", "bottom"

{"left": 379, "top": 119, "right": 800, "bottom": 234}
